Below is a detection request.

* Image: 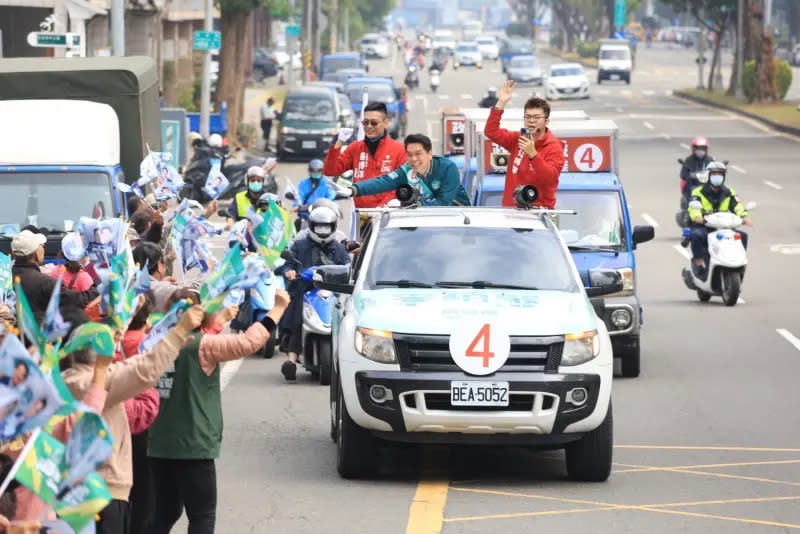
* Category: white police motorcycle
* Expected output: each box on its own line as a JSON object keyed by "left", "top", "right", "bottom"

{"left": 680, "top": 202, "right": 755, "bottom": 306}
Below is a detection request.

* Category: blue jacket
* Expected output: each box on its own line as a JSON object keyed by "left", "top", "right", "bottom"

{"left": 353, "top": 156, "right": 471, "bottom": 206}
{"left": 297, "top": 177, "right": 337, "bottom": 217}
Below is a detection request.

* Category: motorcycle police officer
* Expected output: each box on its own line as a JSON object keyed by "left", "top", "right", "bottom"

{"left": 687, "top": 161, "right": 752, "bottom": 279}
{"left": 226, "top": 166, "right": 267, "bottom": 230}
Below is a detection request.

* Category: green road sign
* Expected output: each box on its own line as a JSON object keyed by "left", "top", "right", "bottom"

{"left": 193, "top": 31, "right": 221, "bottom": 51}
{"left": 27, "top": 32, "right": 81, "bottom": 48}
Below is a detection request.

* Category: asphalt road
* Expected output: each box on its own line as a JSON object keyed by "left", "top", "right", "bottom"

{"left": 181, "top": 41, "right": 800, "bottom": 534}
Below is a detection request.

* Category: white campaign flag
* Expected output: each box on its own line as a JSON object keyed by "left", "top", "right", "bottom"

{"left": 356, "top": 87, "right": 369, "bottom": 141}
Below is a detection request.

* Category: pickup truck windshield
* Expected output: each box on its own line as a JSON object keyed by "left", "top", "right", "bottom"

{"left": 366, "top": 226, "right": 578, "bottom": 292}
{"left": 323, "top": 57, "right": 361, "bottom": 73}
{"left": 555, "top": 190, "right": 626, "bottom": 250}
{"left": 0, "top": 171, "right": 113, "bottom": 233}
{"left": 347, "top": 84, "right": 394, "bottom": 104}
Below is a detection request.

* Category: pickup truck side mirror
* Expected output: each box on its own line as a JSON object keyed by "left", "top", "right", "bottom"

{"left": 313, "top": 265, "right": 354, "bottom": 294}
{"left": 586, "top": 269, "right": 624, "bottom": 297}
{"left": 632, "top": 225, "right": 655, "bottom": 248}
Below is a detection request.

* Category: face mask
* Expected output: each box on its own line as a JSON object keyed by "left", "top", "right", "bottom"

{"left": 710, "top": 174, "right": 724, "bottom": 187}
{"left": 694, "top": 150, "right": 706, "bottom": 159}
{"left": 310, "top": 172, "right": 322, "bottom": 180}
{"left": 314, "top": 225, "right": 332, "bottom": 237}
{"left": 249, "top": 181, "right": 263, "bottom": 193}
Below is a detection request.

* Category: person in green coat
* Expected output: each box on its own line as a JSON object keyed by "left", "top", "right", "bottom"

{"left": 339, "top": 133, "right": 471, "bottom": 207}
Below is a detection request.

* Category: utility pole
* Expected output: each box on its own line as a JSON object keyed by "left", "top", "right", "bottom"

{"left": 764, "top": 0, "right": 773, "bottom": 29}
{"left": 735, "top": 0, "right": 745, "bottom": 99}
{"left": 200, "top": 0, "right": 213, "bottom": 136}
{"left": 312, "top": 0, "right": 320, "bottom": 75}
{"left": 329, "top": 0, "right": 338, "bottom": 54}
{"left": 697, "top": 6, "right": 705, "bottom": 89}
{"left": 303, "top": 0, "right": 311, "bottom": 82}
{"left": 343, "top": 6, "right": 349, "bottom": 49}
{"left": 287, "top": 0, "right": 297, "bottom": 88}
{"left": 110, "top": 0, "right": 124, "bottom": 56}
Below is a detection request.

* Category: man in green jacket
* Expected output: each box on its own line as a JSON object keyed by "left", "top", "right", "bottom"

{"left": 339, "top": 133, "right": 471, "bottom": 206}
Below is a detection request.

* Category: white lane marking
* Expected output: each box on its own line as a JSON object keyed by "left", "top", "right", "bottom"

{"left": 673, "top": 244, "right": 692, "bottom": 260}
{"left": 764, "top": 180, "right": 783, "bottom": 190}
{"left": 641, "top": 213, "right": 659, "bottom": 228}
{"left": 643, "top": 90, "right": 655, "bottom": 96}
{"left": 439, "top": 94, "right": 449, "bottom": 100}
{"left": 643, "top": 121, "right": 655, "bottom": 130}
{"left": 660, "top": 132, "right": 672, "bottom": 140}
{"left": 769, "top": 244, "right": 800, "bottom": 254}
{"left": 621, "top": 89, "right": 633, "bottom": 96}
{"left": 731, "top": 164, "right": 748, "bottom": 174}
{"left": 597, "top": 89, "right": 611, "bottom": 95}
{"left": 220, "top": 358, "right": 244, "bottom": 392}
{"left": 777, "top": 328, "right": 800, "bottom": 352}
{"left": 461, "top": 93, "right": 473, "bottom": 99}
{"left": 616, "top": 107, "right": 624, "bottom": 113}
{"left": 415, "top": 94, "right": 425, "bottom": 100}
{"left": 680, "top": 143, "right": 691, "bottom": 150}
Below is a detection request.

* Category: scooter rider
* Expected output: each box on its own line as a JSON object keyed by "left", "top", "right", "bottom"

{"left": 275, "top": 205, "right": 349, "bottom": 381}
{"left": 681, "top": 137, "right": 714, "bottom": 196}
{"left": 294, "top": 159, "right": 338, "bottom": 230}
{"left": 226, "top": 166, "right": 267, "bottom": 229}
{"left": 478, "top": 87, "right": 498, "bottom": 108}
{"left": 687, "top": 161, "right": 752, "bottom": 279}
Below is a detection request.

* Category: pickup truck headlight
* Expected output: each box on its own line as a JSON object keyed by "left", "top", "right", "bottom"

{"left": 561, "top": 330, "right": 600, "bottom": 366}
{"left": 355, "top": 327, "right": 396, "bottom": 363}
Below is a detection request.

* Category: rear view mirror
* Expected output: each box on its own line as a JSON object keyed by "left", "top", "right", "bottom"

{"left": 285, "top": 191, "right": 297, "bottom": 201}
{"left": 313, "top": 265, "right": 354, "bottom": 294}
{"left": 632, "top": 225, "right": 655, "bottom": 248}
{"left": 586, "top": 269, "right": 624, "bottom": 297}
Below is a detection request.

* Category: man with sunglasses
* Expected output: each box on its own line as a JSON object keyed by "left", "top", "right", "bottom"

{"left": 323, "top": 101, "right": 407, "bottom": 208}
{"left": 484, "top": 81, "right": 565, "bottom": 208}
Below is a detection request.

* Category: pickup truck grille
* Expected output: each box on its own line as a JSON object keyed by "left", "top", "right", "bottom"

{"left": 394, "top": 333, "right": 564, "bottom": 373}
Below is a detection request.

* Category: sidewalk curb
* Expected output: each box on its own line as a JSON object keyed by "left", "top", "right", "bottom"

{"left": 673, "top": 89, "right": 800, "bottom": 137}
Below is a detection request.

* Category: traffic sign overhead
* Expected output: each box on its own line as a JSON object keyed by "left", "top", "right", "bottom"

{"left": 26, "top": 32, "right": 81, "bottom": 48}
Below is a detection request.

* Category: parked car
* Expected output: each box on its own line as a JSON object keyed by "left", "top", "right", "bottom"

{"left": 252, "top": 48, "right": 279, "bottom": 81}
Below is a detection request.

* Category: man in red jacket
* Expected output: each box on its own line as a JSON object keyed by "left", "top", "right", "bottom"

{"left": 323, "top": 102, "right": 407, "bottom": 208}
{"left": 484, "top": 81, "right": 565, "bottom": 208}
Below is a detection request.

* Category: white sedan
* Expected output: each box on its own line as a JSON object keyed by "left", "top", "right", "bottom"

{"left": 545, "top": 63, "right": 590, "bottom": 100}
{"left": 475, "top": 35, "right": 499, "bottom": 60}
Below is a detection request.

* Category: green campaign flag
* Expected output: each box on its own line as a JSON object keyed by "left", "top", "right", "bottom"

{"left": 59, "top": 322, "right": 115, "bottom": 359}
{"left": 15, "top": 430, "right": 66, "bottom": 505}
{"left": 14, "top": 281, "right": 45, "bottom": 355}
{"left": 199, "top": 243, "right": 244, "bottom": 314}
{"left": 107, "top": 251, "right": 138, "bottom": 330}
{"left": 54, "top": 471, "right": 112, "bottom": 532}
{"left": 252, "top": 200, "right": 295, "bottom": 268}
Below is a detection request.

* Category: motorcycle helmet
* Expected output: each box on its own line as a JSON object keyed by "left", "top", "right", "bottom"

{"left": 308, "top": 159, "right": 324, "bottom": 178}
{"left": 308, "top": 205, "right": 338, "bottom": 243}
{"left": 707, "top": 160, "right": 726, "bottom": 186}
{"left": 208, "top": 133, "right": 223, "bottom": 148}
{"left": 691, "top": 136, "right": 709, "bottom": 149}
{"left": 188, "top": 131, "right": 204, "bottom": 148}
{"left": 246, "top": 165, "right": 266, "bottom": 183}
{"left": 310, "top": 198, "right": 342, "bottom": 219}
{"left": 257, "top": 192, "right": 281, "bottom": 210}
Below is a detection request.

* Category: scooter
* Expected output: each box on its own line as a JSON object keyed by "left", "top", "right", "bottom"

{"left": 405, "top": 66, "right": 419, "bottom": 90}
{"left": 429, "top": 69, "right": 440, "bottom": 93}
{"left": 300, "top": 267, "right": 334, "bottom": 385}
{"left": 680, "top": 204, "right": 755, "bottom": 306}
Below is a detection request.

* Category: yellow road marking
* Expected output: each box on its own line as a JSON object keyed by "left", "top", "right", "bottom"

{"left": 613, "top": 459, "right": 800, "bottom": 474}
{"left": 450, "top": 486, "right": 617, "bottom": 508}
{"left": 616, "top": 445, "right": 800, "bottom": 452}
{"left": 645, "top": 495, "right": 800, "bottom": 508}
{"left": 613, "top": 462, "right": 800, "bottom": 487}
{"left": 444, "top": 506, "right": 621, "bottom": 522}
{"left": 405, "top": 480, "right": 449, "bottom": 534}
{"left": 634, "top": 506, "right": 800, "bottom": 529}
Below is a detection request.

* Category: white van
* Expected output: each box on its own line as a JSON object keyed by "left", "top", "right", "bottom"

{"left": 597, "top": 44, "right": 632, "bottom": 84}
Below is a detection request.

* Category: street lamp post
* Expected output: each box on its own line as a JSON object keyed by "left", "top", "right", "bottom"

{"left": 735, "top": 0, "right": 744, "bottom": 99}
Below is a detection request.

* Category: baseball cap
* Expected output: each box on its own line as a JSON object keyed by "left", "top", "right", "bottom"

{"left": 11, "top": 230, "right": 46, "bottom": 256}
{"left": 61, "top": 232, "right": 86, "bottom": 262}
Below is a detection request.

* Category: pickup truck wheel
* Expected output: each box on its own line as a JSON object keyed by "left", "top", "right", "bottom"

{"left": 337, "top": 377, "right": 378, "bottom": 478}
{"left": 618, "top": 337, "right": 640, "bottom": 378}
{"left": 565, "top": 402, "right": 613, "bottom": 482}
{"left": 318, "top": 338, "right": 332, "bottom": 386}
